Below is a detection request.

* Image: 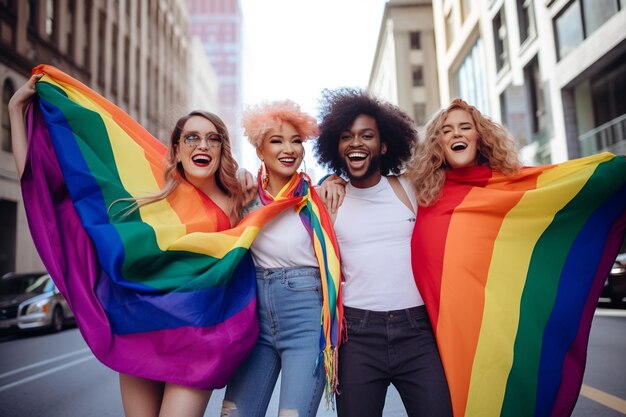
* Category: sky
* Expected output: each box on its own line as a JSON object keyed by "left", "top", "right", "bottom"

{"left": 238, "top": 0, "right": 389, "bottom": 172}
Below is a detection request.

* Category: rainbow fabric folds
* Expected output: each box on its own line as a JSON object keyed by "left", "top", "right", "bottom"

{"left": 20, "top": 64, "right": 305, "bottom": 389}
{"left": 411, "top": 153, "right": 626, "bottom": 417}
{"left": 257, "top": 170, "right": 343, "bottom": 400}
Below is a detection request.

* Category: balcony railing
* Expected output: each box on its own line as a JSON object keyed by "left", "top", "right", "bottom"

{"left": 579, "top": 114, "right": 626, "bottom": 156}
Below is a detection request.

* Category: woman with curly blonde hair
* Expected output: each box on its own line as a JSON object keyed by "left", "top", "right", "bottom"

{"left": 406, "top": 99, "right": 626, "bottom": 417}
{"left": 407, "top": 98, "right": 521, "bottom": 206}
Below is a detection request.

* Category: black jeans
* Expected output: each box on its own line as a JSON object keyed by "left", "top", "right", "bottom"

{"left": 336, "top": 305, "right": 452, "bottom": 417}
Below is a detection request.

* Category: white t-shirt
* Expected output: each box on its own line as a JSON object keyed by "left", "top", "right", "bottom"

{"left": 334, "top": 176, "right": 424, "bottom": 311}
{"left": 249, "top": 203, "right": 318, "bottom": 269}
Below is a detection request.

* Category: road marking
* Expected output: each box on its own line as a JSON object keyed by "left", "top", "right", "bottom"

{"left": 595, "top": 308, "right": 626, "bottom": 318}
{"left": 580, "top": 384, "right": 626, "bottom": 414}
{"left": 0, "top": 355, "right": 94, "bottom": 392}
{"left": 0, "top": 348, "right": 91, "bottom": 379}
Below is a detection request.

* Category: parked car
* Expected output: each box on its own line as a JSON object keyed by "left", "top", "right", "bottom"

{"left": 603, "top": 252, "right": 626, "bottom": 305}
{"left": 0, "top": 272, "right": 74, "bottom": 332}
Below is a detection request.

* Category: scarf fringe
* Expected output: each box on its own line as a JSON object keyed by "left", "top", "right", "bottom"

{"left": 322, "top": 346, "right": 339, "bottom": 410}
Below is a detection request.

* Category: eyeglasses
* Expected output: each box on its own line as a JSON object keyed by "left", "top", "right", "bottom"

{"left": 181, "top": 132, "right": 223, "bottom": 149}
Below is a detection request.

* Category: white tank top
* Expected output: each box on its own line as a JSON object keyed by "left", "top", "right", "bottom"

{"left": 334, "top": 176, "right": 424, "bottom": 311}
{"left": 250, "top": 203, "right": 318, "bottom": 269}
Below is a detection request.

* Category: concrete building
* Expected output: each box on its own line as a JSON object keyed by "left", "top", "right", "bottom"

{"left": 0, "top": 0, "right": 190, "bottom": 275}
{"left": 369, "top": 0, "right": 440, "bottom": 126}
{"left": 188, "top": 36, "right": 220, "bottom": 113}
{"left": 188, "top": 0, "right": 243, "bottom": 159}
{"left": 431, "top": 0, "right": 626, "bottom": 164}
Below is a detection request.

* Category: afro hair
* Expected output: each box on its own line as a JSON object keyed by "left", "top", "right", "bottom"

{"left": 314, "top": 88, "right": 417, "bottom": 176}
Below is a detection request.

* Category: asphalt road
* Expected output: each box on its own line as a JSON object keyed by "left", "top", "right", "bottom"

{"left": 1, "top": 306, "right": 624, "bottom": 417}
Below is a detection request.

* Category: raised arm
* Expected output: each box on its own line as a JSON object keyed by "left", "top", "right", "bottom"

{"left": 8, "top": 73, "right": 42, "bottom": 178}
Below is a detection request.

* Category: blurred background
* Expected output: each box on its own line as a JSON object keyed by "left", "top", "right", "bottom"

{"left": 0, "top": 0, "right": 625, "bottom": 275}
{"left": 0, "top": 4, "right": 625, "bottom": 416}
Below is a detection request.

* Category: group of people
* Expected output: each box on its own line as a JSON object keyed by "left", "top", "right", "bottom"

{"left": 9, "top": 68, "right": 626, "bottom": 417}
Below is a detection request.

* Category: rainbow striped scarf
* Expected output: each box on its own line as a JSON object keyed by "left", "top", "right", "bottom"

{"left": 256, "top": 168, "right": 343, "bottom": 401}
{"left": 411, "top": 154, "right": 626, "bottom": 417}
{"left": 20, "top": 64, "right": 312, "bottom": 389}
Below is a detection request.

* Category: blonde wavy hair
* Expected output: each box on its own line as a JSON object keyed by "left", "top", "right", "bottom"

{"left": 113, "top": 111, "right": 244, "bottom": 219}
{"left": 406, "top": 98, "right": 521, "bottom": 206}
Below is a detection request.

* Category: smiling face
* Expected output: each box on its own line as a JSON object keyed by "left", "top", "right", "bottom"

{"left": 257, "top": 121, "right": 304, "bottom": 194}
{"left": 175, "top": 115, "right": 222, "bottom": 188}
{"left": 440, "top": 109, "right": 479, "bottom": 169}
{"left": 338, "top": 114, "right": 387, "bottom": 188}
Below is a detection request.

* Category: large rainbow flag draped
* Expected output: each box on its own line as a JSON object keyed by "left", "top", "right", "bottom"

{"left": 257, "top": 168, "right": 343, "bottom": 401}
{"left": 20, "top": 64, "right": 321, "bottom": 389}
{"left": 411, "top": 154, "right": 626, "bottom": 417}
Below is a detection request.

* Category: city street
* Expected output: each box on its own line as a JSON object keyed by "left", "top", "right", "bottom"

{"left": 0, "top": 307, "right": 624, "bottom": 417}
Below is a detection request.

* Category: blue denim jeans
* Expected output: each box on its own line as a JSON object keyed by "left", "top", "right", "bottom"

{"left": 336, "top": 305, "right": 452, "bottom": 417}
{"left": 222, "top": 267, "right": 325, "bottom": 417}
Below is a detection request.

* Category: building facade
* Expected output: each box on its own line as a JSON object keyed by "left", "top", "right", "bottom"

{"left": 187, "top": 0, "right": 243, "bottom": 159}
{"left": 0, "top": 0, "right": 190, "bottom": 275}
{"left": 431, "top": 0, "right": 626, "bottom": 164}
{"left": 369, "top": 0, "right": 440, "bottom": 126}
{"left": 188, "top": 36, "right": 220, "bottom": 113}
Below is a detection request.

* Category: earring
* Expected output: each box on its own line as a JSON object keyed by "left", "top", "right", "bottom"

{"left": 261, "top": 160, "right": 269, "bottom": 184}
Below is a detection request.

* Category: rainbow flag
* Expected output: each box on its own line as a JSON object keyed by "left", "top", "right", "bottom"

{"left": 411, "top": 154, "right": 626, "bottom": 417}
{"left": 21, "top": 64, "right": 308, "bottom": 389}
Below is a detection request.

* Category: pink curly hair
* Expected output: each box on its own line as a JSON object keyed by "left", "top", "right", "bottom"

{"left": 406, "top": 98, "right": 521, "bottom": 206}
{"left": 242, "top": 99, "right": 319, "bottom": 147}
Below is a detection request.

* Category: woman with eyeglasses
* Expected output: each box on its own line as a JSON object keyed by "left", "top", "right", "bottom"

{"left": 220, "top": 100, "right": 342, "bottom": 417}
{"left": 8, "top": 74, "right": 252, "bottom": 417}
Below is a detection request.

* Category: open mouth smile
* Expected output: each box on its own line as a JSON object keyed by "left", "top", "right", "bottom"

{"left": 347, "top": 151, "right": 368, "bottom": 161}
{"left": 451, "top": 142, "right": 468, "bottom": 152}
{"left": 192, "top": 154, "right": 212, "bottom": 167}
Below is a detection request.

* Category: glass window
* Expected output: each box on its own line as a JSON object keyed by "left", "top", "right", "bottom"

{"left": 2, "top": 79, "right": 14, "bottom": 153}
{"left": 83, "top": 0, "right": 91, "bottom": 69}
{"left": 412, "top": 66, "right": 424, "bottom": 87}
{"left": 590, "top": 53, "right": 626, "bottom": 126}
{"left": 0, "top": 0, "right": 17, "bottom": 16}
{"left": 555, "top": 1, "right": 583, "bottom": 60}
{"left": 124, "top": 36, "right": 130, "bottom": 102}
{"left": 97, "top": 10, "right": 105, "bottom": 86}
{"left": 66, "top": 0, "right": 74, "bottom": 57}
{"left": 492, "top": 7, "right": 508, "bottom": 72}
{"left": 454, "top": 38, "right": 490, "bottom": 116}
{"left": 27, "top": 0, "right": 37, "bottom": 31}
{"left": 410, "top": 31, "right": 421, "bottom": 50}
{"left": 517, "top": 0, "right": 536, "bottom": 44}
{"left": 45, "top": 0, "right": 56, "bottom": 37}
{"left": 112, "top": 23, "right": 119, "bottom": 94}
{"left": 583, "top": 0, "right": 618, "bottom": 35}
{"left": 524, "top": 56, "right": 547, "bottom": 138}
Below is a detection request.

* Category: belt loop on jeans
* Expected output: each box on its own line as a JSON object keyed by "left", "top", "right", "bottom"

{"left": 362, "top": 309, "right": 370, "bottom": 327}
{"left": 404, "top": 308, "right": 418, "bottom": 328}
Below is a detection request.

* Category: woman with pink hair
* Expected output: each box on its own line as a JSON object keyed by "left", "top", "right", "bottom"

{"left": 221, "top": 100, "right": 342, "bottom": 417}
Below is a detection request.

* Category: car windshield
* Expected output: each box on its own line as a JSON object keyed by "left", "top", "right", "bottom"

{"left": 0, "top": 274, "right": 51, "bottom": 296}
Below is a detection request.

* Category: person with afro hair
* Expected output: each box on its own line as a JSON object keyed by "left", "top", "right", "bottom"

{"left": 314, "top": 88, "right": 452, "bottom": 417}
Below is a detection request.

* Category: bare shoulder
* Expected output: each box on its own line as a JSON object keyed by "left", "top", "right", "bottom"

{"left": 387, "top": 175, "right": 416, "bottom": 214}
